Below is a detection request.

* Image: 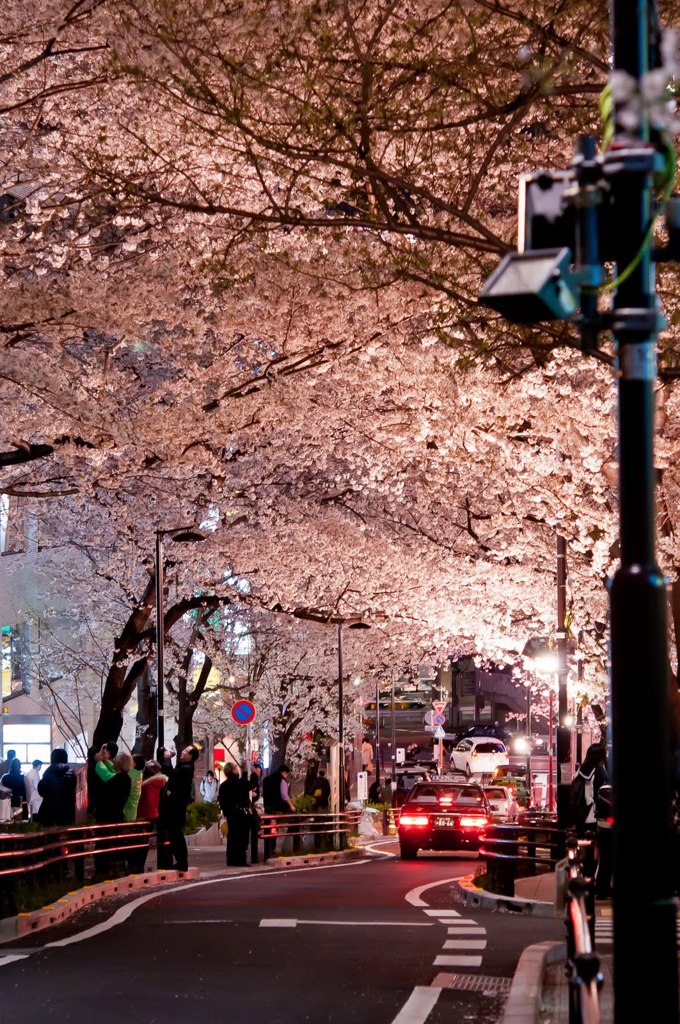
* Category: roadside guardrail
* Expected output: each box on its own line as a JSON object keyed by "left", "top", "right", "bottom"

{"left": 259, "top": 808, "right": 361, "bottom": 858}
{"left": 480, "top": 822, "right": 567, "bottom": 896}
{"left": 0, "top": 821, "right": 154, "bottom": 918}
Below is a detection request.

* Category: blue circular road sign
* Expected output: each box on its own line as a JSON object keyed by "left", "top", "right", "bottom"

{"left": 231, "top": 699, "right": 256, "bottom": 725}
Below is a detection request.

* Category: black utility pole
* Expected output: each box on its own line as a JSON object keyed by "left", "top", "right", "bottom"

{"left": 555, "top": 535, "right": 571, "bottom": 827}
{"left": 609, "top": 1, "right": 678, "bottom": 1018}
{"left": 337, "top": 623, "right": 345, "bottom": 813}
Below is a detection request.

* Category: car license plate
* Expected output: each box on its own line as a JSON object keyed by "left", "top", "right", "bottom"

{"left": 435, "top": 816, "right": 455, "bottom": 827}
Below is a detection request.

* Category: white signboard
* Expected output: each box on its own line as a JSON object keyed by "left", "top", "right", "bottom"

{"left": 357, "top": 771, "right": 368, "bottom": 801}
{"left": 396, "top": 747, "right": 406, "bottom": 764}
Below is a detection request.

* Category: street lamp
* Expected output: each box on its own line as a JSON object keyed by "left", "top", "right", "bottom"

{"left": 336, "top": 619, "right": 370, "bottom": 812}
{"left": 155, "top": 526, "right": 206, "bottom": 753}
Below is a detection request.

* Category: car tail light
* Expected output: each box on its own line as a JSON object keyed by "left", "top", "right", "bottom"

{"left": 470, "top": 750, "right": 477, "bottom": 758}
{"left": 460, "top": 815, "right": 488, "bottom": 828}
{"left": 399, "top": 814, "right": 429, "bottom": 826}
{"left": 438, "top": 795, "right": 453, "bottom": 806}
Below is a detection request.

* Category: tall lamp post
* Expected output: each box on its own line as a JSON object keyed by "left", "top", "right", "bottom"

{"left": 155, "top": 527, "right": 206, "bottom": 753}
{"left": 335, "top": 619, "right": 370, "bottom": 812}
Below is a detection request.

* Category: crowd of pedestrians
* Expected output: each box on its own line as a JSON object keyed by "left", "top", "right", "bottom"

{"left": 3, "top": 741, "right": 342, "bottom": 875}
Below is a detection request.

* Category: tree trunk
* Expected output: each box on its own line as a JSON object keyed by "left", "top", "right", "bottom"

{"left": 132, "top": 659, "right": 156, "bottom": 759}
{"left": 91, "top": 574, "right": 156, "bottom": 751}
{"left": 174, "top": 650, "right": 213, "bottom": 753}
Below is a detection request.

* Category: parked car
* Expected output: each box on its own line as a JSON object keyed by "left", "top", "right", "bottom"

{"left": 449, "top": 737, "right": 509, "bottom": 777}
{"left": 483, "top": 785, "right": 518, "bottom": 822}
{"left": 397, "top": 782, "right": 490, "bottom": 859}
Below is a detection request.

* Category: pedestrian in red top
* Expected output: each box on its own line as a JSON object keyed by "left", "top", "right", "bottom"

{"left": 132, "top": 760, "right": 167, "bottom": 873}
{"left": 138, "top": 761, "right": 167, "bottom": 820}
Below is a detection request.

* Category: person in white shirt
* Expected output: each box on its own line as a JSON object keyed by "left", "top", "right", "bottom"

{"left": 200, "top": 770, "right": 219, "bottom": 803}
{"left": 25, "top": 759, "right": 43, "bottom": 818}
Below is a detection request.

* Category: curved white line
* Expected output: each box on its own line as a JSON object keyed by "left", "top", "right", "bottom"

{"left": 404, "top": 873, "right": 468, "bottom": 908}
{"left": 0, "top": 857, "right": 373, "bottom": 962}
{"left": 362, "top": 838, "right": 396, "bottom": 857}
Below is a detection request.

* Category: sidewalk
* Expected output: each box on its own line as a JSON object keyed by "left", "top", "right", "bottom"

{"left": 454, "top": 870, "right": 614, "bottom": 1023}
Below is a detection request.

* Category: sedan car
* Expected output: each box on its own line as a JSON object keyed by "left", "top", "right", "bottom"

{"left": 483, "top": 785, "right": 518, "bottom": 822}
{"left": 397, "top": 782, "right": 490, "bottom": 859}
{"left": 449, "top": 737, "right": 509, "bottom": 777}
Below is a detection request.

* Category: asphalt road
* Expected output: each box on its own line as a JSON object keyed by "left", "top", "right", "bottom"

{"left": 0, "top": 845, "right": 563, "bottom": 1024}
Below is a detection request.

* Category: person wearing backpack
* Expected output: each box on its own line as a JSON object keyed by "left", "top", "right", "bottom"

{"left": 570, "top": 743, "right": 609, "bottom": 836}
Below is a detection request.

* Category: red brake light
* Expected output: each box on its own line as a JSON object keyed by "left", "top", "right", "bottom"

{"left": 438, "top": 795, "right": 453, "bottom": 805}
{"left": 400, "top": 814, "right": 429, "bottom": 826}
{"left": 460, "top": 815, "right": 488, "bottom": 828}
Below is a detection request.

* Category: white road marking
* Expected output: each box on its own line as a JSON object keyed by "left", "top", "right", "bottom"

{"left": 442, "top": 939, "right": 487, "bottom": 950}
{"left": 0, "top": 954, "right": 31, "bottom": 966}
{"left": 390, "top": 985, "right": 441, "bottom": 1024}
{"left": 423, "top": 909, "right": 461, "bottom": 918}
{"left": 362, "top": 839, "right": 396, "bottom": 857}
{"left": 447, "top": 926, "right": 486, "bottom": 936}
{"left": 0, "top": 856, "right": 374, "bottom": 965}
{"left": 259, "top": 918, "right": 434, "bottom": 928}
{"left": 434, "top": 954, "right": 483, "bottom": 967}
{"left": 404, "top": 874, "right": 468, "bottom": 907}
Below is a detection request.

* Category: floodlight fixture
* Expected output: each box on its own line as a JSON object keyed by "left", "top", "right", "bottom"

{"left": 479, "top": 248, "right": 579, "bottom": 324}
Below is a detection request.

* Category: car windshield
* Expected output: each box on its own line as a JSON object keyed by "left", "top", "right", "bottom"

{"left": 405, "top": 784, "right": 486, "bottom": 808}
{"left": 484, "top": 788, "right": 508, "bottom": 800}
{"left": 475, "top": 742, "right": 505, "bottom": 753}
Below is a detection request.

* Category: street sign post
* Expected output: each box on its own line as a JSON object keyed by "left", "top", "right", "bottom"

{"left": 432, "top": 700, "right": 447, "bottom": 714}
{"left": 231, "top": 699, "right": 256, "bottom": 725}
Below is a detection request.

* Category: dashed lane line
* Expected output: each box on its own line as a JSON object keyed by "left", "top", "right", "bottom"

{"left": 434, "top": 954, "right": 483, "bottom": 968}
{"left": 442, "top": 939, "right": 487, "bottom": 950}
{"left": 0, "top": 856, "right": 374, "bottom": 967}
{"left": 259, "top": 918, "right": 435, "bottom": 928}
{"left": 390, "top": 986, "right": 442, "bottom": 1024}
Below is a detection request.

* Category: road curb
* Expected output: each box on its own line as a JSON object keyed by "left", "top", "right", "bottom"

{"left": 0, "top": 867, "right": 201, "bottom": 944}
{"left": 452, "top": 874, "right": 558, "bottom": 918}
{"left": 501, "top": 940, "right": 566, "bottom": 1024}
{"left": 265, "top": 848, "right": 365, "bottom": 869}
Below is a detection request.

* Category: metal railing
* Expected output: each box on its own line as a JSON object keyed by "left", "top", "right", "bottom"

{"left": 0, "top": 822, "right": 154, "bottom": 918}
{"left": 480, "top": 822, "right": 567, "bottom": 896}
{"left": 564, "top": 837, "right": 602, "bottom": 1024}
{"left": 258, "top": 808, "right": 361, "bottom": 857}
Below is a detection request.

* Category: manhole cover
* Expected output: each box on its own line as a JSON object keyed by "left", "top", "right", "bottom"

{"left": 432, "top": 972, "right": 513, "bottom": 994}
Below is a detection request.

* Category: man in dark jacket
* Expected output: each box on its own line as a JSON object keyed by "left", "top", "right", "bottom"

{"left": 219, "top": 764, "right": 252, "bottom": 866}
{"left": 158, "top": 745, "right": 198, "bottom": 871}
{"left": 37, "top": 749, "right": 76, "bottom": 827}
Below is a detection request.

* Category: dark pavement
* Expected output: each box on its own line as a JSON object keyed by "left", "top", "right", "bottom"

{"left": 0, "top": 843, "right": 563, "bottom": 1024}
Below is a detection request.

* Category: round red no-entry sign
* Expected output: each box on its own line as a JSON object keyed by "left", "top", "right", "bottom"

{"left": 231, "top": 699, "right": 256, "bottom": 725}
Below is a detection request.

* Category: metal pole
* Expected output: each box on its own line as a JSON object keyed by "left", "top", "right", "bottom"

{"left": 576, "top": 658, "right": 584, "bottom": 765}
{"left": 337, "top": 623, "right": 345, "bottom": 813}
{"left": 391, "top": 679, "right": 396, "bottom": 777}
{"left": 526, "top": 682, "right": 532, "bottom": 806}
{"left": 548, "top": 688, "right": 554, "bottom": 813}
{"left": 155, "top": 531, "right": 165, "bottom": 753}
{"left": 609, "top": 1, "right": 678, "bottom": 1019}
{"left": 375, "top": 679, "right": 381, "bottom": 785}
{"left": 556, "top": 535, "right": 571, "bottom": 826}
